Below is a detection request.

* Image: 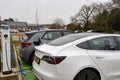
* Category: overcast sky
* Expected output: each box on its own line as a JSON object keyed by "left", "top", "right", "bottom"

{"left": 0, "top": 0, "right": 111, "bottom": 24}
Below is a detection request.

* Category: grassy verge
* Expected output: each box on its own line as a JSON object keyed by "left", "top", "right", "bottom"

{"left": 19, "top": 60, "right": 38, "bottom": 80}
{"left": 12, "top": 33, "right": 38, "bottom": 80}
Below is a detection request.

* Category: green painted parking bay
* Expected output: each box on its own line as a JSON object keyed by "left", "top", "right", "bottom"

{"left": 19, "top": 60, "right": 38, "bottom": 80}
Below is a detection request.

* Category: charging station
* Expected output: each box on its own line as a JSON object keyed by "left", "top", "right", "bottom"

{"left": 1, "top": 24, "right": 12, "bottom": 74}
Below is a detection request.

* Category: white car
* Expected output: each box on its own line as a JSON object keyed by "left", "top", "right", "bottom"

{"left": 10, "top": 29, "right": 19, "bottom": 33}
{"left": 33, "top": 33, "right": 120, "bottom": 80}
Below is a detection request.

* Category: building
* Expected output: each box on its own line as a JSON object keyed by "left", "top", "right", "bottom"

{"left": 39, "top": 24, "right": 51, "bottom": 29}
{"left": 29, "top": 24, "right": 51, "bottom": 30}
{"left": 0, "top": 21, "right": 29, "bottom": 31}
{"left": 0, "top": 20, "right": 52, "bottom": 31}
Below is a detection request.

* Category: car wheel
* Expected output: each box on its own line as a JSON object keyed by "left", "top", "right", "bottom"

{"left": 29, "top": 51, "right": 35, "bottom": 65}
{"left": 74, "top": 69, "right": 99, "bottom": 80}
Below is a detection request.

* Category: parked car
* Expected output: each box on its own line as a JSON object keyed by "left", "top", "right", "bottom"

{"left": 114, "top": 31, "right": 120, "bottom": 34}
{"left": 33, "top": 33, "right": 120, "bottom": 80}
{"left": 10, "top": 29, "right": 19, "bottom": 33}
{"left": 18, "top": 29, "right": 25, "bottom": 32}
{"left": 74, "top": 30, "right": 84, "bottom": 33}
{"left": 86, "top": 29, "right": 103, "bottom": 33}
{"left": 19, "top": 29, "right": 73, "bottom": 64}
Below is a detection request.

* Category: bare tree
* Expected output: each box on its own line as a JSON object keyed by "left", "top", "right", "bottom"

{"left": 71, "top": 4, "right": 96, "bottom": 30}
{"left": 50, "top": 23, "right": 62, "bottom": 29}
{"left": 35, "top": 7, "right": 39, "bottom": 26}
{"left": 4, "top": 18, "right": 14, "bottom": 22}
{"left": 54, "top": 18, "right": 65, "bottom": 26}
{"left": 94, "top": 2, "right": 113, "bottom": 14}
{"left": 112, "top": 0, "right": 120, "bottom": 8}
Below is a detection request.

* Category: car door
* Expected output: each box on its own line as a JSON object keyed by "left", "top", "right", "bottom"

{"left": 88, "top": 36, "right": 120, "bottom": 80}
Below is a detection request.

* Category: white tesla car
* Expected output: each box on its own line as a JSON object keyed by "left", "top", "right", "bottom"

{"left": 33, "top": 33, "right": 120, "bottom": 80}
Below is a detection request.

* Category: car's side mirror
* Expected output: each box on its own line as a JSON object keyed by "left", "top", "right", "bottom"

{"left": 33, "top": 41, "right": 40, "bottom": 46}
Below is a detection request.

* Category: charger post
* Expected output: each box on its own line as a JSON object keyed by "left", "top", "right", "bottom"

{"left": 1, "top": 24, "right": 12, "bottom": 74}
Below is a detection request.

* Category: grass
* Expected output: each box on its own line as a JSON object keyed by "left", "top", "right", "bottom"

{"left": 15, "top": 33, "right": 38, "bottom": 80}
{"left": 19, "top": 60, "right": 38, "bottom": 80}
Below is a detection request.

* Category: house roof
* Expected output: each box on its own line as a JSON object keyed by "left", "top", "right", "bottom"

{"left": 2, "top": 21, "right": 27, "bottom": 27}
{"left": 29, "top": 24, "right": 51, "bottom": 28}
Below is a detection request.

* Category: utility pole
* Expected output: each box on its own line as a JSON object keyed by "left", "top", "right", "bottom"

{"left": 35, "top": 7, "right": 39, "bottom": 26}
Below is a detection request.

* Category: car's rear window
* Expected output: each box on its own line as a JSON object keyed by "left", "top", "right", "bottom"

{"left": 63, "top": 31, "right": 74, "bottom": 36}
{"left": 24, "top": 31, "right": 40, "bottom": 41}
{"left": 22, "top": 35, "right": 29, "bottom": 41}
{"left": 23, "top": 33, "right": 35, "bottom": 41}
{"left": 47, "top": 33, "right": 99, "bottom": 46}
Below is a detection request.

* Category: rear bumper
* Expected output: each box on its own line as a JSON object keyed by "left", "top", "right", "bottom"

{"left": 19, "top": 48, "right": 26, "bottom": 60}
{"left": 33, "top": 61, "right": 72, "bottom": 80}
{"left": 33, "top": 61, "right": 57, "bottom": 80}
{"left": 19, "top": 46, "right": 35, "bottom": 62}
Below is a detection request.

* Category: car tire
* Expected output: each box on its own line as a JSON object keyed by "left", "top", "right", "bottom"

{"left": 74, "top": 69, "right": 99, "bottom": 80}
{"left": 29, "top": 51, "right": 35, "bottom": 65}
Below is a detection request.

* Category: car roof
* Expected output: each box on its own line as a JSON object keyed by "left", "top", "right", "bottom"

{"left": 26, "top": 29, "right": 71, "bottom": 34}
{"left": 62, "top": 32, "right": 120, "bottom": 41}
{"left": 40, "top": 29, "right": 71, "bottom": 32}
{"left": 67, "top": 32, "right": 102, "bottom": 39}
{"left": 86, "top": 29, "right": 103, "bottom": 33}
{"left": 25, "top": 29, "right": 72, "bottom": 38}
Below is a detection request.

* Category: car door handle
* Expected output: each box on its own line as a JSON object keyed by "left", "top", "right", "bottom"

{"left": 96, "top": 57, "right": 104, "bottom": 59}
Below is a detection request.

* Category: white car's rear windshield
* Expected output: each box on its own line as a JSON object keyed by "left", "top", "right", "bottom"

{"left": 47, "top": 33, "right": 100, "bottom": 46}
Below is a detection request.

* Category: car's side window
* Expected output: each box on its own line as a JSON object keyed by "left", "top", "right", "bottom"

{"left": 42, "top": 31, "right": 61, "bottom": 40}
{"left": 117, "top": 36, "right": 120, "bottom": 42}
{"left": 43, "top": 32, "right": 49, "bottom": 39}
{"left": 89, "top": 37, "right": 118, "bottom": 50}
{"left": 117, "top": 36, "right": 120, "bottom": 48}
{"left": 63, "top": 31, "right": 72, "bottom": 36}
{"left": 76, "top": 41, "right": 90, "bottom": 49}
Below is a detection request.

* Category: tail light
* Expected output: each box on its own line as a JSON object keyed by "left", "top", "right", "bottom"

{"left": 22, "top": 42, "right": 32, "bottom": 46}
{"left": 42, "top": 55, "right": 66, "bottom": 65}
